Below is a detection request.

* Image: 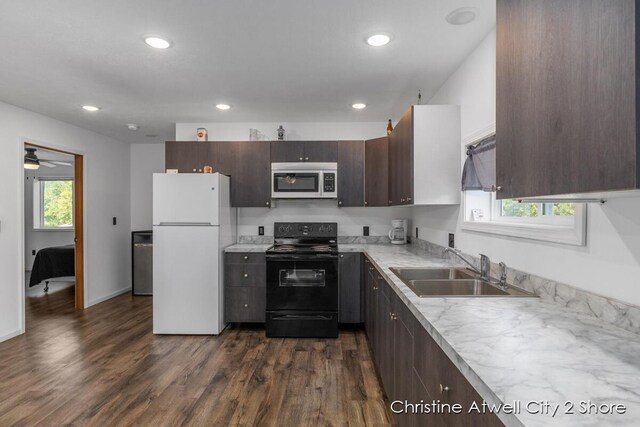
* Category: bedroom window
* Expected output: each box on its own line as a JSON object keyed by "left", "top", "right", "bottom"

{"left": 33, "top": 178, "right": 74, "bottom": 229}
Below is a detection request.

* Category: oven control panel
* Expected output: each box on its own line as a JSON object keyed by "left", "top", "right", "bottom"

{"left": 323, "top": 173, "right": 336, "bottom": 193}
{"left": 274, "top": 222, "right": 338, "bottom": 238}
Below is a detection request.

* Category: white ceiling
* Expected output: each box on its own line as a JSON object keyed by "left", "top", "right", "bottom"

{"left": 0, "top": 1, "right": 495, "bottom": 144}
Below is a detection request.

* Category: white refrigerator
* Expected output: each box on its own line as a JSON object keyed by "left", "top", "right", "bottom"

{"left": 152, "top": 173, "right": 236, "bottom": 335}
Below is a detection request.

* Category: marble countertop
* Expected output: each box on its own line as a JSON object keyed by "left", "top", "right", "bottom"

{"left": 224, "top": 243, "right": 640, "bottom": 426}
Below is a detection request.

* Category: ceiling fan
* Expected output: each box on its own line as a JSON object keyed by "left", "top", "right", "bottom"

{"left": 24, "top": 147, "right": 73, "bottom": 170}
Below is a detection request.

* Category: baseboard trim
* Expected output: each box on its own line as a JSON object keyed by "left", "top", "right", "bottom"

{"left": 87, "top": 287, "right": 131, "bottom": 307}
{"left": 0, "top": 329, "right": 24, "bottom": 343}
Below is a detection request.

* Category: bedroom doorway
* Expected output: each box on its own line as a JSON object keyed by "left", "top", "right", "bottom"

{"left": 23, "top": 143, "right": 84, "bottom": 312}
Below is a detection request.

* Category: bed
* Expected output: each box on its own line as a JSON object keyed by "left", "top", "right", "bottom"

{"left": 29, "top": 244, "right": 75, "bottom": 292}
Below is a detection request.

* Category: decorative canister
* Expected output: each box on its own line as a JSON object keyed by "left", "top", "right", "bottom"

{"left": 203, "top": 165, "right": 213, "bottom": 174}
{"left": 196, "top": 128, "right": 208, "bottom": 141}
{"left": 277, "top": 125, "right": 285, "bottom": 140}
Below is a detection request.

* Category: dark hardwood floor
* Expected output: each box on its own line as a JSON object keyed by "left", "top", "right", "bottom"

{"left": 0, "top": 288, "right": 391, "bottom": 426}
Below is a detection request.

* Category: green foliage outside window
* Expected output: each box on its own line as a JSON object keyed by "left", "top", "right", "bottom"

{"left": 501, "top": 199, "right": 575, "bottom": 218}
{"left": 43, "top": 180, "right": 73, "bottom": 227}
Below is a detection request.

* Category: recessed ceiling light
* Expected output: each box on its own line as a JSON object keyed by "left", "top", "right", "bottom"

{"left": 216, "top": 104, "right": 231, "bottom": 110}
{"left": 82, "top": 105, "right": 100, "bottom": 112}
{"left": 352, "top": 103, "right": 367, "bottom": 109}
{"left": 144, "top": 36, "right": 171, "bottom": 49}
{"left": 366, "top": 34, "right": 392, "bottom": 47}
{"left": 126, "top": 123, "right": 139, "bottom": 131}
{"left": 446, "top": 7, "right": 478, "bottom": 25}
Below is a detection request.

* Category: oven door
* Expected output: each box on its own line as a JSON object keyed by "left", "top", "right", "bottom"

{"left": 271, "top": 171, "right": 321, "bottom": 198}
{"left": 266, "top": 256, "right": 339, "bottom": 311}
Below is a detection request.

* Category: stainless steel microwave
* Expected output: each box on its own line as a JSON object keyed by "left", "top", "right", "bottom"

{"left": 271, "top": 162, "right": 338, "bottom": 199}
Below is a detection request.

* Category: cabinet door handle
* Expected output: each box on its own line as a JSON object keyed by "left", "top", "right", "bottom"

{"left": 440, "top": 384, "right": 451, "bottom": 394}
{"left": 193, "top": 169, "right": 197, "bottom": 172}
{"left": 243, "top": 273, "right": 249, "bottom": 278}
{"left": 339, "top": 254, "right": 344, "bottom": 258}
{"left": 299, "top": 157, "right": 303, "bottom": 161}
{"left": 401, "top": 198, "right": 405, "bottom": 202}
{"left": 364, "top": 201, "right": 368, "bottom": 206}
{"left": 266, "top": 201, "right": 270, "bottom": 206}
{"left": 338, "top": 201, "right": 343, "bottom": 206}
{"left": 305, "top": 157, "right": 309, "bottom": 161}
{"left": 491, "top": 185, "right": 502, "bottom": 192}
{"left": 243, "top": 255, "right": 248, "bottom": 260}
{"left": 407, "top": 197, "right": 412, "bottom": 202}
{"left": 244, "top": 303, "right": 248, "bottom": 308}
{"left": 388, "top": 200, "right": 393, "bottom": 205}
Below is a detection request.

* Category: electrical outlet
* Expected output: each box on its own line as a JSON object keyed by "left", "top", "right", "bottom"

{"left": 448, "top": 233, "right": 455, "bottom": 248}
{"left": 416, "top": 227, "right": 419, "bottom": 238}
{"left": 32, "top": 249, "right": 36, "bottom": 256}
{"left": 363, "top": 226, "right": 369, "bottom": 236}
{"left": 113, "top": 217, "right": 117, "bottom": 226}
{"left": 258, "top": 226, "right": 264, "bottom": 236}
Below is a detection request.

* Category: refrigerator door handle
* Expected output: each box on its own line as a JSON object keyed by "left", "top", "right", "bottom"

{"left": 157, "top": 222, "right": 214, "bottom": 226}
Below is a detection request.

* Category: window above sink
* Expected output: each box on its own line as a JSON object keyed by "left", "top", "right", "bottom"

{"left": 460, "top": 125, "right": 587, "bottom": 246}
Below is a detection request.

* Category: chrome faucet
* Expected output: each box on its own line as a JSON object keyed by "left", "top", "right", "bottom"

{"left": 443, "top": 248, "right": 491, "bottom": 281}
{"left": 498, "top": 262, "right": 508, "bottom": 289}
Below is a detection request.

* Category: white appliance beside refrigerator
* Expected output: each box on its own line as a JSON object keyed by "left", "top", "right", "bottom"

{"left": 152, "top": 173, "right": 236, "bottom": 335}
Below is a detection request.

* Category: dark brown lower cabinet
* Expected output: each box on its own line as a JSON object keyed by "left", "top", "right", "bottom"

{"left": 414, "top": 324, "right": 503, "bottom": 427}
{"left": 338, "top": 252, "right": 361, "bottom": 323}
{"left": 224, "top": 253, "right": 266, "bottom": 323}
{"left": 225, "top": 287, "right": 266, "bottom": 323}
{"left": 362, "top": 255, "right": 504, "bottom": 427}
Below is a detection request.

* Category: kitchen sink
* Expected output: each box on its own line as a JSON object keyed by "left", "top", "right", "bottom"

{"left": 389, "top": 267, "right": 536, "bottom": 298}
{"left": 389, "top": 267, "right": 477, "bottom": 281}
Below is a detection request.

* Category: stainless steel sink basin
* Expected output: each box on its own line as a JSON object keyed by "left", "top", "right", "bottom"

{"left": 389, "top": 267, "right": 477, "bottom": 281}
{"left": 389, "top": 267, "right": 536, "bottom": 298}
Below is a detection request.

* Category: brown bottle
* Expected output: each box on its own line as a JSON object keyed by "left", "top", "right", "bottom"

{"left": 387, "top": 119, "right": 393, "bottom": 135}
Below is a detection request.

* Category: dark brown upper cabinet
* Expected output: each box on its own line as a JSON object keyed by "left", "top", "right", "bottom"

{"left": 337, "top": 140, "right": 365, "bottom": 207}
{"left": 388, "top": 105, "right": 461, "bottom": 206}
{"left": 496, "top": 0, "right": 638, "bottom": 199}
{"left": 165, "top": 141, "right": 211, "bottom": 173}
{"left": 213, "top": 141, "right": 272, "bottom": 208}
{"left": 165, "top": 141, "right": 271, "bottom": 208}
{"left": 270, "top": 141, "right": 337, "bottom": 163}
{"left": 365, "top": 137, "right": 389, "bottom": 207}
{"left": 389, "top": 108, "right": 413, "bottom": 205}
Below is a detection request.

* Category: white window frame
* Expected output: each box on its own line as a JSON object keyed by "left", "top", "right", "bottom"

{"left": 33, "top": 177, "right": 74, "bottom": 231}
{"left": 460, "top": 125, "right": 587, "bottom": 246}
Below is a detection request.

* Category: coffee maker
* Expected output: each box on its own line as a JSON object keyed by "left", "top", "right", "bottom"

{"left": 388, "top": 219, "right": 408, "bottom": 245}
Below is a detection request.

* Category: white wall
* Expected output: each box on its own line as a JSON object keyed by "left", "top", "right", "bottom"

{"left": 24, "top": 164, "right": 75, "bottom": 269}
{"left": 412, "top": 29, "right": 640, "bottom": 307}
{"left": 238, "top": 200, "right": 409, "bottom": 237}
{"left": 130, "top": 144, "right": 165, "bottom": 231}
{"left": 0, "top": 101, "right": 131, "bottom": 342}
{"left": 130, "top": 122, "right": 408, "bottom": 234}
{"left": 175, "top": 122, "right": 389, "bottom": 142}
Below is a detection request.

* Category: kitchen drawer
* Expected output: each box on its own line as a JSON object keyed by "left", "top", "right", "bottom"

{"left": 226, "top": 252, "right": 266, "bottom": 264}
{"left": 225, "top": 287, "right": 266, "bottom": 323}
{"left": 414, "top": 326, "right": 503, "bottom": 427}
{"left": 224, "top": 263, "right": 266, "bottom": 287}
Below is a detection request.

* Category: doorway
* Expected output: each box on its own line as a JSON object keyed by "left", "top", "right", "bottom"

{"left": 23, "top": 143, "right": 84, "bottom": 312}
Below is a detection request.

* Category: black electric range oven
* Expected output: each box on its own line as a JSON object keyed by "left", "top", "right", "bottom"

{"left": 265, "top": 222, "right": 339, "bottom": 338}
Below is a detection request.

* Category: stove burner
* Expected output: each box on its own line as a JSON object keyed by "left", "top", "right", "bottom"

{"left": 273, "top": 245, "right": 296, "bottom": 253}
{"left": 311, "top": 245, "right": 333, "bottom": 252}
